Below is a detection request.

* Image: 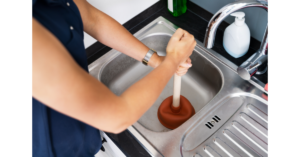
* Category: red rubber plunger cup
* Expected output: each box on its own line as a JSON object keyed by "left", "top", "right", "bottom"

{"left": 157, "top": 74, "right": 195, "bottom": 130}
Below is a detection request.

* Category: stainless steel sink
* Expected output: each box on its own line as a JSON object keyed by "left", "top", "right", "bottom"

{"left": 89, "top": 17, "right": 268, "bottom": 157}
{"left": 99, "top": 34, "right": 222, "bottom": 132}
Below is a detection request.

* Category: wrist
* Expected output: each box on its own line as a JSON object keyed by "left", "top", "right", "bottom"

{"left": 160, "top": 57, "right": 178, "bottom": 73}
{"left": 148, "top": 52, "right": 164, "bottom": 68}
{"left": 165, "top": 54, "right": 180, "bottom": 67}
{"left": 163, "top": 55, "right": 179, "bottom": 69}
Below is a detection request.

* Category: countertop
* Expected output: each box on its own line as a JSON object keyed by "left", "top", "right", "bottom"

{"left": 86, "top": 0, "right": 268, "bottom": 156}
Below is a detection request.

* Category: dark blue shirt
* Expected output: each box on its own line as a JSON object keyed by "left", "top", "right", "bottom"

{"left": 33, "top": 0, "right": 101, "bottom": 156}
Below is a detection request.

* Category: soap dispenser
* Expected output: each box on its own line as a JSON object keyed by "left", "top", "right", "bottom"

{"left": 223, "top": 12, "right": 250, "bottom": 58}
{"left": 168, "top": 0, "right": 187, "bottom": 17}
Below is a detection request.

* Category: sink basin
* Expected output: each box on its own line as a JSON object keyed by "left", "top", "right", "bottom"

{"left": 88, "top": 16, "right": 268, "bottom": 157}
{"left": 100, "top": 34, "right": 222, "bottom": 132}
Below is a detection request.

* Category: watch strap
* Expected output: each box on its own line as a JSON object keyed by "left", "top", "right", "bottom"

{"left": 142, "top": 49, "right": 156, "bottom": 66}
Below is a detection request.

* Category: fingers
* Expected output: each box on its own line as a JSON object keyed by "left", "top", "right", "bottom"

{"left": 181, "top": 31, "right": 194, "bottom": 42}
{"left": 176, "top": 63, "right": 188, "bottom": 73}
{"left": 180, "top": 30, "right": 190, "bottom": 41}
{"left": 180, "top": 58, "right": 192, "bottom": 67}
{"left": 176, "top": 58, "right": 192, "bottom": 76}
{"left": 176, "top": 70, "right": 188, "bottom": 76}
{"left": 178, "top": 29, "right": 194, "bottom": 43}
{"left": 172, "top": 28, "right": 190, "bottom": 41}
{"left": 171, "top": 28, "right": 185, "bottom": 41}
{"left": 179, "top": 61, "right": 191, "bottom": 68}
{"left": 170, "top": 28, "right": 195, "bottom": 49}
{"left": 187, "top": 58, "right": 191, "bottom": 64}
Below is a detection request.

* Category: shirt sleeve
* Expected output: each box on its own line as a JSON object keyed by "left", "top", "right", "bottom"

{"left": 33, "top": 0, "right": 37, "bottom": 6}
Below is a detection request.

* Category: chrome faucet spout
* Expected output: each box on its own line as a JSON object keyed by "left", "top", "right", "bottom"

{"left": 204, "top": 0, "right": 267, "bottom": 49}
{"left": 203, "top": 0, "right": 268, "bottom": 80}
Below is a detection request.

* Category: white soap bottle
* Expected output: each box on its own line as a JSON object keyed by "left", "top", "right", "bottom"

{"left": 223, "top": 12, "right": 250, "bottom": 58}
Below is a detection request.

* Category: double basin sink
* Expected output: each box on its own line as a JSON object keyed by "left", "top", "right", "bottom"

{"left": 89, "top": 17, "right": 268, "bottom": 157}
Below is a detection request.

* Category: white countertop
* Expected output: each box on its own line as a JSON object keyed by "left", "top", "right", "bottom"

{"left": 84, "top": 0, "right": 159, "bottom": 48}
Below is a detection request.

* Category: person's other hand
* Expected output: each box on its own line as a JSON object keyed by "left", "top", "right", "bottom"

{"left": 153, "top": 56, "right": 192, "bottom": 76}
{"left": 154, "top": 56, "right": 192, "bottom": 76}
{"left": 176, "top": 57, "right": 192, "bottom": 76}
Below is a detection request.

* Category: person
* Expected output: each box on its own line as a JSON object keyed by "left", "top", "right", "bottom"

{"left": 32, "top": 0, "right": 196, "bottom": 156}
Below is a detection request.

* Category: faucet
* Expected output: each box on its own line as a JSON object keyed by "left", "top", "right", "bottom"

{"left": 203, "top": 0, "right": 268, "bottom": 80}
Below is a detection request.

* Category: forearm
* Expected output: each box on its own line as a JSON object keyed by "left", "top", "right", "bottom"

{"left": 120, "top": 58, "right": 178, "bottom": 125}
{"left": 79, "top": 1, "right": 161, "bottom": 67}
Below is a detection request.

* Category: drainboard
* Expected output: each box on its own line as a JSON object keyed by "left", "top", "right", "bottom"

{"left": 88, "top": 16, "right": 268, "bottom": 157}
{"left": 180, "top": 94, "right": 268, "bottom": 157}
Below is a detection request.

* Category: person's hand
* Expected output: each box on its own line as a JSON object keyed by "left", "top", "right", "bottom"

{"left": 165, "top": 28, "right": 196, "bottom": 72}
{"left": 176, "top": 57, "right": 192, "bottom": 76}
{"left": 153, "top": 56, "right": 192, "bottom": 76}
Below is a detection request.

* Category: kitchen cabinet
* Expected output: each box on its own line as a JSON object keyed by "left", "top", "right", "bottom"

{"left": 95, "top": 131, "right": 126, "bottom": 157}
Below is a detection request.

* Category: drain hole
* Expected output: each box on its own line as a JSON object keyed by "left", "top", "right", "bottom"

{"left": 205, "top": 124, "right": 211, "bottom": 129}
{"left": 215, "top": 115, "right": 221, "bottom": 121}
{"left": 207, "top": 122, "right": 214, "bottom": 127}
{"left": 213, "top": 117, "right": 219, "bottom": 122}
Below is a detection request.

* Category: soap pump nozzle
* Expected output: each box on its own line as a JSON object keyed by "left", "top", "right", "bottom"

{"left": 231, "top": 12, "right": 245, "bottom": 26}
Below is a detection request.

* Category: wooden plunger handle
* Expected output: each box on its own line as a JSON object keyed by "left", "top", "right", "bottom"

{"left": 172, "top": 74, "right": 181, "bottom": 108}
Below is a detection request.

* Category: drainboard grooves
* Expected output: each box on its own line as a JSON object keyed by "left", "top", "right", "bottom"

{"left": 217, "top": 134, "right": 247, "bottom": 157}
{"left": 214, "top": 137, "right": 241, "bottom": 157}
{"left": 246, "top": 111, "right": 269, "bottom": 131}
{"left": 240, "top": 113, "right": 268, "bottom": 138}
{"left": 197, "top": 148, "right": 209, "bottom": 157}
{"left": 247, "top": 104, "right": 268, "bottom": 123}
{"left": 232, "top": 121, "right": 268, "bottom": 155}
{"left": 223, "top": 129, "right": 262, "bottom": 157}
{"left": 206, "top": 141, "right": 229, "bottom": 157}
{"left": 204, "top": 145, "right": 221, "bottom": 157}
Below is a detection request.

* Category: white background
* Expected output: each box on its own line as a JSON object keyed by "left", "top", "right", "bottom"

{"left": 84, "top": 0, "right": 159, "bottom": 48}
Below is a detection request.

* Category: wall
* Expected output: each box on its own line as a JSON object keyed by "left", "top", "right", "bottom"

{"left": 190, "top": 0, "right": 268, "bottom": 41}
{"left": 84, "top": 0, "right": 159, "bottom": 48}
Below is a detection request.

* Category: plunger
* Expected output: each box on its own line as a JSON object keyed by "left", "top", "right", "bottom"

{"left": 157, "top": 74, "right": 195, "bottom": 129}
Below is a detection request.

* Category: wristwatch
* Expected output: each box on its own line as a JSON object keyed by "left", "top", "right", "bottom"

{"left": 142, "top": 49, "right": 156, "bottom": 66}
